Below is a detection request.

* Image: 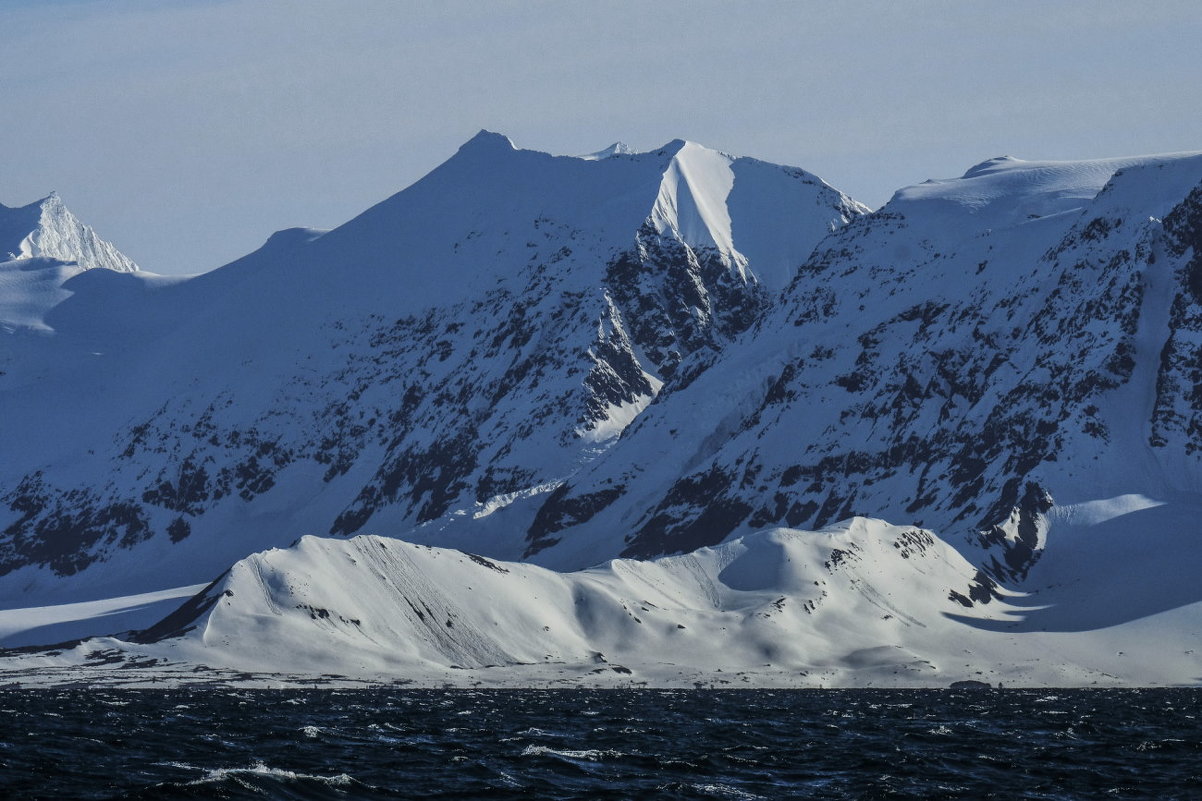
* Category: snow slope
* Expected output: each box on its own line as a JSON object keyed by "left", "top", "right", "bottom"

{"left": 0, "top": 582, "right": 205, "bottom": 649}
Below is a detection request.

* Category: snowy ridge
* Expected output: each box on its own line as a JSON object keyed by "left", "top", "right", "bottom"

{"left": 649, "top": 141, "right": 740, "bottom": 263}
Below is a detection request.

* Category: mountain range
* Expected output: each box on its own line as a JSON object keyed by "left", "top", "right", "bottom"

{"left": 2, "top": 133, "right": 1201, "bottom": 687}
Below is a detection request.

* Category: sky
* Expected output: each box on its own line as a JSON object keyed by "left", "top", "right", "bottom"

{"left": 3, "top": 0, "right": 1201, "bottom": 275}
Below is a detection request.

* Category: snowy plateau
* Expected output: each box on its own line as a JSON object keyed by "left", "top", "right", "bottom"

{"left": 2, "top": 132, "right": 1202, "bottom": 688}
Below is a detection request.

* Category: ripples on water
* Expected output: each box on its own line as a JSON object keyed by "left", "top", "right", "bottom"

{"left": 3, "top": 687, "right": 1201, "bottom": 799}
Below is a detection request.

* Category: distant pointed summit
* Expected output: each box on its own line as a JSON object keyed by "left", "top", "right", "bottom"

{"left": 456, "top": 129, "right": 517, "bottom": 155}
{"left": 0, "top": 192, "right": 138, "bottom": 272}
{"left": 578, "top": 142, "right": 634, "bottom": 160}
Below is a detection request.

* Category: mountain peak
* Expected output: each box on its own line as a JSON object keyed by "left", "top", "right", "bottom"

{"left": 457, "top": 129, "right": 517, "bottom": 155}
{"left": 0, "top": 192, "right": 138, "bottom": 273}
{"left": 962, "top": 155, "right": 1022, "bottom": 179}
{"left": 577, "top": 142, "right": 634, "bottom": 160}
{"left": 653, "top": 138, "right": 690, "bottom": 156}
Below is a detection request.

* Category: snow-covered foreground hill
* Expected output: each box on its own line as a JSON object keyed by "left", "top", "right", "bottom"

{"left": 4, "top": 515, "right": 1199, "bottom": 688}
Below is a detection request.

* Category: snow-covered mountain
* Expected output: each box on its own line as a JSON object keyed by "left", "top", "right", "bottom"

{"left": 517, "top": 152, "right": 1202, "bottom": 580}
{"left": 0, "top": 133, "right": 865, "bottom": 608}
{"left": 0, "top": 192, "right": 138, "bottom": 276}
{"left": 4, "top": 136, "right": 1202, "bottom": 688}
{"left": 0, "top": 192, "right": 152, "bottom": 400}
{"left": 1, "top": 193, "right": 139, "bottom": 335}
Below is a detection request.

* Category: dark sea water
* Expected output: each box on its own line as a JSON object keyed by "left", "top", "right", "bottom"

{"left": 2, "top": 687, "right": 1200, "bottom": 800}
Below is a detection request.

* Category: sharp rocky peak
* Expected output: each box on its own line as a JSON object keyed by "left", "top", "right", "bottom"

{"left": 0, "top": 191, "right": 138, "bottom": 273}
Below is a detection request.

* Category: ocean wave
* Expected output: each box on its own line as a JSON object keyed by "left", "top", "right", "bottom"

{"left": 520, "top": 744, "right": 625, "bottom": 761}
{"left": 167, "top": 760, "right": 357, "bottom": 788}
{"left": 658, "top": 782, "right": 765, "bottom": 800}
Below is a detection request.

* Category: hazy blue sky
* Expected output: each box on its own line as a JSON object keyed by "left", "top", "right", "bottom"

{"left": 3, "top": 0, "right": 1201, "bottom": 274}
